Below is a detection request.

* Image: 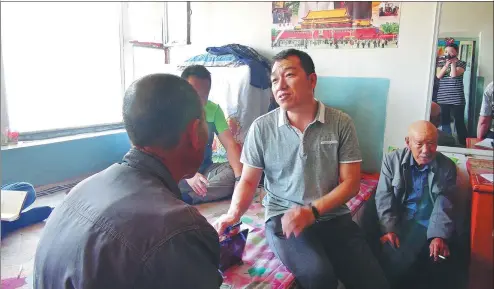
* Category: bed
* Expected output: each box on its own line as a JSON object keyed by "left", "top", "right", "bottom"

{"left": 195, "top": 173, "right": 380, "bottom": 289}
{"left": 181, "top": 48, "right": 385, "bottom": 288}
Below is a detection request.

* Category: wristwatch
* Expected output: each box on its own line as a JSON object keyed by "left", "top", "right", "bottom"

{"left": 309, "top": 203, "right": 321, "bottom": 222}
{"left": 234, "top": 176, "right": 241, "bottom": 182}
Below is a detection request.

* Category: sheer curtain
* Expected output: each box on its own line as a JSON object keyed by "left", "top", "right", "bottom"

{"left": 1, "top": 2, "right": 123, "bottom": 133}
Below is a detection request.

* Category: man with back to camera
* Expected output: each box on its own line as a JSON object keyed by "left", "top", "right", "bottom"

{"left": 375, "top": 121, "right": 458, "bottom": 289}
{"left": 34, "top": 74, "right": 222, "bottom": 289}
{"left": 179, "top": 65, "right": 243, "bottom": 205}
{"left": 215, "top": 49, "right": 389, "bottom": 289}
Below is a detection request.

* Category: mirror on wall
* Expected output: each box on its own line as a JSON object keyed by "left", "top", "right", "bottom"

{"left": 428, "top": 2, "right": 493, "bottom": 151}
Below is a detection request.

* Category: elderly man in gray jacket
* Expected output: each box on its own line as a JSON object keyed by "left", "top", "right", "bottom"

{"left": 375, "top": 120, "right": 457, "bottom": 289}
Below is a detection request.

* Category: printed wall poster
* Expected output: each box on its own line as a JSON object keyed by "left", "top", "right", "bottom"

{"left": 271, "top": 1, "right": 401, "bottom": 49}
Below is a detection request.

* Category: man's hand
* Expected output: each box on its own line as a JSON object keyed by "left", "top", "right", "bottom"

{"left": 380, "top": 232, "right": 400, "bottom": 248}
{"left": 281, "top": 206, "right": 316, "bottom": 238}
{"left": 429, "top": 238, "right": 450, "bottom": 262}
{"left": 186, "top": 173, "right": 209, "bottom": 197}
{"left": 214, "top": 213, "right": 239, "bottom": 236}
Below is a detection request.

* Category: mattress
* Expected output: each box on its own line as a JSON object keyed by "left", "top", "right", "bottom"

{"left": 195, "top": 174, "right": 380, "bottom": 289}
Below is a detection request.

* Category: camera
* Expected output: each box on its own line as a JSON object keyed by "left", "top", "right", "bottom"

{"left": 440, "top": 54, "right": 456, "bottom": 60}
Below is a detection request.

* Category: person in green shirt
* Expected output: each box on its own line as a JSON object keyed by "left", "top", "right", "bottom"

{"left": 179, "top": 65, "right": 243, "bottom": 204}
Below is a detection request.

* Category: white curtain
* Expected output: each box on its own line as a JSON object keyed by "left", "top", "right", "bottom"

{"left": 1, "top": 42, "right": 10, "bottom": 140}
{"left": 1, "top": 2, "right": 123, "bottom": 133}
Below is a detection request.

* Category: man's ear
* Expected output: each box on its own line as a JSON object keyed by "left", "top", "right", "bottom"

{"left": 309, "top": 73, "right": 317, "bottom": 91}
{"left": 187, "top": 119, "right": 205, "bottom": 151}
{"left": 405, "top": 137, "right": 410, "bottom": 148}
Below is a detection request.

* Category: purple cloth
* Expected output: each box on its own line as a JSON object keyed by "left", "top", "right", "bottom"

{"left": 219, "top": 229, "right": 249, "bottom": 272}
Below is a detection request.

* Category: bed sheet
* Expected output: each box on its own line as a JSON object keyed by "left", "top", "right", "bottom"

{"left": 195, "top": 175, "right": 379, "bottom": 289}
{"left": 198, "top": 197, "right": 295, "bottom": 289}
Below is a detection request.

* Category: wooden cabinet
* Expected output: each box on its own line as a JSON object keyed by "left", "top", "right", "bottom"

{"left": 467, "top": 158, "right": 493, "bottom": 289}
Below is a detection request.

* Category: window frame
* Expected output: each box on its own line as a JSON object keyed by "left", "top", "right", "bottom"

{"left": 4, "top": 2, "right": 191, "bottom": 142}
{"left": 123, "top": 2, "right": 191, "bottom": 85}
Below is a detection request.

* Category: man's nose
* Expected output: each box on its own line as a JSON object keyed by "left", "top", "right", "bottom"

{"left": 276, "top": 77, "right": 287, "bottom": 90}
{"left": 422, "top": 145, "right": 431, "bottom": 154}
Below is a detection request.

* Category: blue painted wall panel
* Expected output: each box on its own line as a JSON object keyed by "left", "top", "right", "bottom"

{"left": 316, "top": 76, "right": 390, "bottom": 173}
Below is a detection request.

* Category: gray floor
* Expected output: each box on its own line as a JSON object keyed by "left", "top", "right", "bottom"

{"left": 1, "top": 191, "right": 66, "bottom": 287}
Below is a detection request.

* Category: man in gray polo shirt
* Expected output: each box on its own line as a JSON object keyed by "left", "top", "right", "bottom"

{"left": 477, "top": 81, "right": 494, "bottom": 139}
{"left": 215, "top": 49, "right": 389, "bottom": 289}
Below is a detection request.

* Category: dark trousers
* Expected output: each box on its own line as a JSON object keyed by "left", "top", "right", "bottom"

{"left": 379, "top": 221, "right": 458, "bottom": 289}
{"left": 357, "top": 195, "right": 469, "bottom": 289}
{"left": 439, "top": 104, "right": 468, "bottom": 146}
{"left": 265, "top": 214, "right": 389, "bottom": 289}
{"left": 484, "top": 130, "right": 494, "bottom": 139}
{"left": 1, "top": 182, "right": 53, "bottom": 239}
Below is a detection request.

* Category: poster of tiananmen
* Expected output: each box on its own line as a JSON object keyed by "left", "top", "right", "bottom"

{"left": 271, "top": 1, "right": 401, "bottom": 49}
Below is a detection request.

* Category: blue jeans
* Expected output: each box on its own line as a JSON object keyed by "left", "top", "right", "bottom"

{"left": 1, "top": 182, "right": 53, "bottom": 239}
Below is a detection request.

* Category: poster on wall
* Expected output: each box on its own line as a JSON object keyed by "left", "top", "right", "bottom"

{"left": 271, "top": 1, "right": 401, "bottom": 49}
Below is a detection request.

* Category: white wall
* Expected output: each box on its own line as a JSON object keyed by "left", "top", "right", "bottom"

{"left": 173, "top": 2, "right": 439, "bottom": 151}
{"left": 439, "top": 1, "right": 494, "bottom": 88}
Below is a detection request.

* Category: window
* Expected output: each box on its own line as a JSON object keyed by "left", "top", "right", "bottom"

{"left": 1, "top": 2, "right": 190, "bottom": 139}
{"left": 122, "top": 2, "right": 191, "bottom": 88}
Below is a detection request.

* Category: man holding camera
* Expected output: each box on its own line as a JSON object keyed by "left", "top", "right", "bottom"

{"left": 435, "top": 42, "right": 468, "bottom": 146}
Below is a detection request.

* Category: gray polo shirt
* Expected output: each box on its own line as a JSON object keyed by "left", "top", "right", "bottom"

{"left": 479, "top": 81, "right": 494, "bottom": 133}
{"left": 241, "top": 101, "right": 362, "bottom": 221}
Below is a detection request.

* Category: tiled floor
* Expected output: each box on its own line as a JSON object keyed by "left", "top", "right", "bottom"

{"left": 1, "top": 192, "right": 66, "bottom": 288}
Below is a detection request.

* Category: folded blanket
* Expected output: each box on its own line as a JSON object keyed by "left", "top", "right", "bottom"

{"left": 206, "top": 44, "right": 272, "bottom": 89}
{"left": 178, "top": 53, "right": 242, "bottom": 69}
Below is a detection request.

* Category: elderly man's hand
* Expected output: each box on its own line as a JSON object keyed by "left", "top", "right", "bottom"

{"left": 281, "top": 206, "right": 316, "bottom": 238}
{"left": 380, "top": 232, "right": 400, "bottom": 248}
{"left": 429, "top": 238, "right": 450, "bottom": 262}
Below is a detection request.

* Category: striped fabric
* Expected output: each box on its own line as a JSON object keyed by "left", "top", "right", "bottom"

{"left": 346, "top": 176, "right": 379, "bottom": 214}
{"left": 436, "top": 59, "right": 467, "bottom": 105}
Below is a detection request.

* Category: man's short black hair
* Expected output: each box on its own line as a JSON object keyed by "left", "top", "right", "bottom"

{"left": 181, "top": 65, "right": 212, "bottom": 83}
{"left": 123, "top": 74, "right": 202, "bottom": 149}
{"left": 446, "top": 43, "right": 459, "bottom": 53}
{"left": 272, "top": 49, "right": 315, "bottom": 76}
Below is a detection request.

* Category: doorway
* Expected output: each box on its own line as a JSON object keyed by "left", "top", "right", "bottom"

{"left": 435, "top": 37, "right": 479, "bottom": 139}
